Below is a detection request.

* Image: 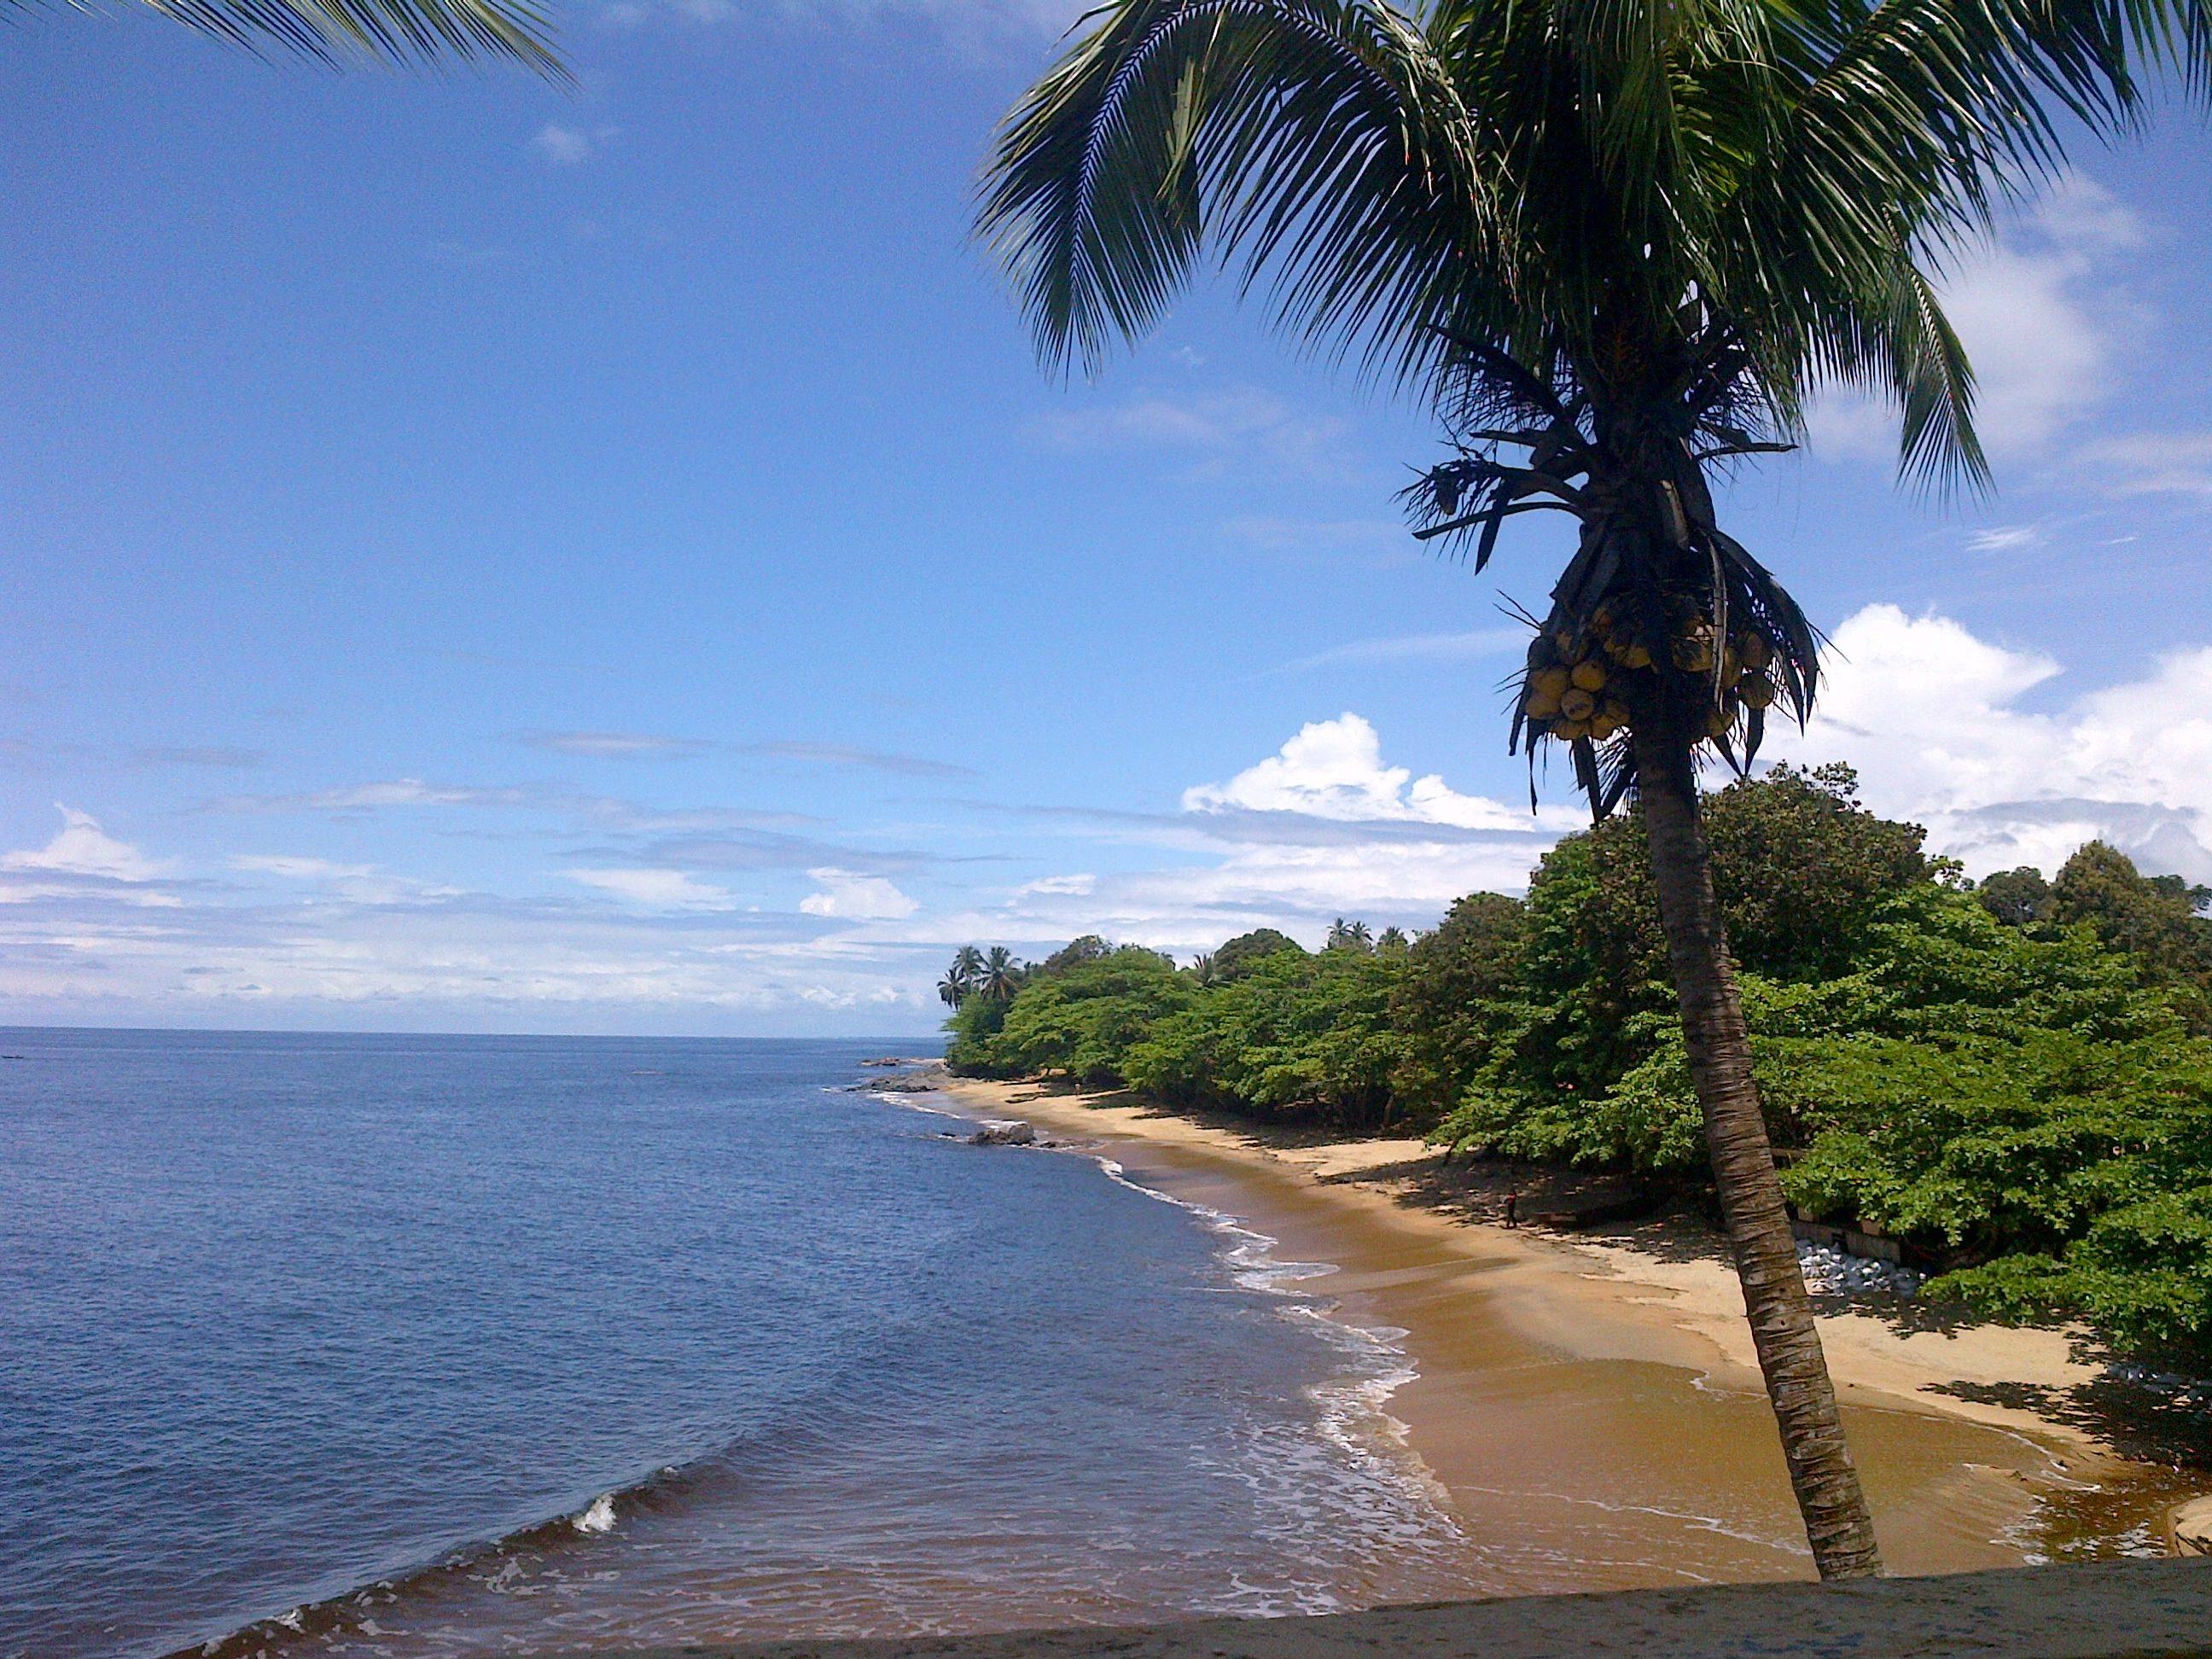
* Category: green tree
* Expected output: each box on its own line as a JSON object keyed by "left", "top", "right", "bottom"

{"left": 1213, "top": 927, "right": 1305, "bottom": 980}
{"left": 979, "top": 946, "right": 1024, "bottom": 1004}
{"left": 1389, "top": 892, "right": 1525, "bottom": 1126}
{"left": 2052, "top": 842, "right": 2212, "bottom": 1022}
{"left": 978, "top": 0, "right": 2203, "bottom": 1574}
{"left": 990, "top": 947, "right": 1195, "bottom": 1082}
{"left": 1976, "top": 866, "right": 2055, "bottom": 928}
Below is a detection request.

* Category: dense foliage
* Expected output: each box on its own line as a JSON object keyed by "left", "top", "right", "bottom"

{"left": 943, "top": 766, "right": 2212, "bottom": 1360}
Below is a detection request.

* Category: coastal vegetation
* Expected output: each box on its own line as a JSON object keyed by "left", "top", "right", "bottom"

{"left": 942, "top": 768, "right": 2212, "bottom": 1367}
{"left": 979, "top": 0, "right": 2211, "bottom": 1575}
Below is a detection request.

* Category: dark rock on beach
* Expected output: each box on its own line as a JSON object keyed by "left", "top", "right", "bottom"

{"left": 861, "top": 1062, "right": 952, "bottom": 1094}
{"left": 968, "top": 1120, "right": 1037, "bottom": 1147}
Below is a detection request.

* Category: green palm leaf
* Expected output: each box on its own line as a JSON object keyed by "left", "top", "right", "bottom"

{"left": 11, "top": 0, "right": 563, "bottom": 73}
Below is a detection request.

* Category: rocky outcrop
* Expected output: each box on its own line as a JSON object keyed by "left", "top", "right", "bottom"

{"left": 969, "top": 1120, "right": 1037, "bottom": 1147}
{"left": 2170, "top": 1495, "right": 2212, "bottom": 1557}
{"left": 859, "top": 1063, "right": 952, "bottom": 1093}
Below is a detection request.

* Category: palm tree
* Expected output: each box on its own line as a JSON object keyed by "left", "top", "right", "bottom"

{"left": 980, "top": 945, "right": 1022, "bottom": 1004}
{"left": 979, "top": 0, "right": 2203, "bottom": 1579}
{"left": 1190, "top": 951, "right": 1222, "bottom": 985}
{"left": 940, "top": 944, "right": 988, "bottom": 1008}
{"left": 10, "top": 0, "right": 562, "bottom": 70}
{"left": 1325, "top": 917, "right": 1373, "bottom": 952}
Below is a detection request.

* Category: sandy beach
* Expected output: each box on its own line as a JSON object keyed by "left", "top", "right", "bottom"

{"left": 932, "top": 1074, "right": 2208, "bottom": 1586}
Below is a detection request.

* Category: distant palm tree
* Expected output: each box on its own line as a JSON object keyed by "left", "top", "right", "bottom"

{"left": 980, "top": 946, "right": 1022, "bottom": 1004}
{"left": 980, "top": 0, "right": 2204, "bottom": 1579}
{"left": 1189, "top": 952, "right": 1220, "bottom": 985}
{"left": 1325, "top": 917, "right": 1373, "bottom": 953}
{"left": 940, "top": 945, "right": 989, "bottom": 1009}
{"left": 10, "top": 0, "right": 562, "bottom": 71}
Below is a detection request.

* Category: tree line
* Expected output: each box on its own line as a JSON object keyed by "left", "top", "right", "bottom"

{"left": 942, "top": 766, "right": 2212, "bottom": 1365}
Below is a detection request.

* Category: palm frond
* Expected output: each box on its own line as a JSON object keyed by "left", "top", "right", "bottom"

{"left": 16, "top": 0, "right": 564, "bottom": 71}
{"left": 977, "top": 0, "right": 1488, "bottom": 381}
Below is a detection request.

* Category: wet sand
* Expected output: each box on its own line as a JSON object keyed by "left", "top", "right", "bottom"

{"left": 937, "top": 1077, "right": 2209, "bottom": 1586}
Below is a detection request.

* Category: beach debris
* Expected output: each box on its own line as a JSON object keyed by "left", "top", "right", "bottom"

{"left": 969, "top": 1120, "right": 1038, "bottom": 1147}
{"left": 1795, "top": 1240, "right": 1923, "bottom": 1302}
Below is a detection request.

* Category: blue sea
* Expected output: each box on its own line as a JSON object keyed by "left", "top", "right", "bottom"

{"left": 0, "top": 1030, "right": 1481, "bottom": 1658}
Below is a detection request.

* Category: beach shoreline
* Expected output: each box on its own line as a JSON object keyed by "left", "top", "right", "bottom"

{"left": 926, "top": 1072, "right": 2208, "bottom": 1583}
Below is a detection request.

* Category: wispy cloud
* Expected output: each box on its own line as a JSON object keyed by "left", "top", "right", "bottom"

{"left": 527, "top": 123, "right": 619, "bottom": 165}
{"left": 2078, "top": 432, "right": 2212, "bottom": 498}
{"left": 516, "top": 730, "right": 713, "bottom": 759}
{"left": 1029, "top": 387, "right": 1352, "bottom": 478}
{"left": 1279, "top": 627, "right": 1522, "bottom": 673}
{"left": 571, "top": 866, "right": 739, "bottom": 910}
{"left": 512, "top": 731, "right": 974, "bottom": 777}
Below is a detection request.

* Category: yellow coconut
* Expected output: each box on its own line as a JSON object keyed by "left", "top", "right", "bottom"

{"left": 1561, "top": 688, "right": 1598, "bottom": 723}
{"left": 1589, "top": 712, "right": 1622, "bottom": 741}
{"left": 1569, "top": 660, "right": 1609, "bottom": 693}
{"left": 1525, "top": 689, "right": 1563, "bottom": 720}
{"left": 1600, "top": 697, "right": 1630, "bottom": 727}
{"left": 1552, "top": 719, "right": 1591, "bottom": 742}
{"left": 1739, "top": 634, "right": 1773, "bottom": 672}
{"left": 1531, "top": 665, "right": 1572, "bottom": 700}
{"left": 1705, "top": 703, "right": 1734, "bottom": 738}
{"left": 1619, "top": 642, "right": 1653, "bottom": 670}
{"left": 1739, "top": 676, "right": 1775, "bottom": 710}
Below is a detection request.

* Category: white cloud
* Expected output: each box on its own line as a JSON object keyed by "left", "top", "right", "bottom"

{"left": 2, "top": 806, "right": 169, "bottom": 883}
{"left": 1030, "top": 387, "right": 1349, "bottom": 476}
{"left": 800, "top": 868, "right": 919, "bottom": 920}
{"left": 1019, "top": 873, "right": 1097, "bottom": 896}
{"left": 527, "top": 123, "right": 614, "bottom": 164}
{"left": 1768, "top": 604, "right": 2212, "bottom": 881}
{"left": 1808, "top": 175, "right": 2145, "bottom": 466}
{"left": 518, "top": 730, "right": 709, "bottom": 758}
{"left": 1965, "top": 524, "right": 2045, "bottom": 553}
{"left": 2078, "top": 431, "right": 2212, "bottom": 498}
{"left": 1281, "top": 628, "right": 1522, "bottom": 673}
{"left": 1185, "top": 713, "right": 1534, "bottom": 831}
{"left": 570, "top": 867, "right": 737, "bottom": 909}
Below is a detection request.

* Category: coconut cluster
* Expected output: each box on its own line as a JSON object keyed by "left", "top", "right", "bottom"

{"left": 1520, "top": 599, "right": 1781, "bottom": 746}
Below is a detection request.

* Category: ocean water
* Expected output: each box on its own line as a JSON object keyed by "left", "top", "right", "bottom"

{"left": 0, "top": 1030, "right": 1484, "bottom": 1659}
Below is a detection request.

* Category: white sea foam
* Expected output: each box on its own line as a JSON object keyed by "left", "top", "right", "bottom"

{"left": 574, "top": 1493, "right": 618, "bottom": 1534}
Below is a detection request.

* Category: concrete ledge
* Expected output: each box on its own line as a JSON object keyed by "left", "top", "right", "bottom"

{"left": 608, "top": 1560, "right": 2212, "bottom": 1659}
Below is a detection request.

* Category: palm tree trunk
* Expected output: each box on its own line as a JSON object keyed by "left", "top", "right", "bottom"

{"left": 1633, "top": 719, "right": 1883, "bottom": 1580}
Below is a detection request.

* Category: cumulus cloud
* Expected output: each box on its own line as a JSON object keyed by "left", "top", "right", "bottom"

{"left": 1808, "top": 175, "right": 2145, "bottom": 466}
{"left": 1185, "top": 713, "right": 1537, "bottom": 831}
{"left": 1768, "top": 604, "right": 2212, "bottom": 881}
{"left": 800, "top": 868, "right": 919, "bottom": 920}
{"left": 2, "top": 806, "right": 170, "bottom": 883}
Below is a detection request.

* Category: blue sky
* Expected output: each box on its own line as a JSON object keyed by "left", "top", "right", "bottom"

{"left": 5, "top": 1, "right": 2212, "bottom": 1036}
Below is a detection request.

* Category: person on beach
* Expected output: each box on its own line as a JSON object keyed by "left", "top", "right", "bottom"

{"left": 1504, "top": 1191, "right": 1520, "bottom": 1229}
